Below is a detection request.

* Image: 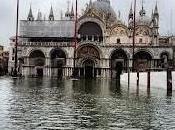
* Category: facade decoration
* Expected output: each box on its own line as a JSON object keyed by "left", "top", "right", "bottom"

{"left": 8, "top": 0, "right": 175, "bottom": 78}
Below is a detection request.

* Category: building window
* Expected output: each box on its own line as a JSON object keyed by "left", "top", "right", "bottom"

{"left": 12, "top": 57, "right": 14, "bottom": 61}
{"left": 117, "top": 38, "right": 121, "bottom": 44}
{"left": 12, "top": 48, "right": 15, "bottom": 54}
{"left": 139, "top": 38, "right": 143, "bottom": 43}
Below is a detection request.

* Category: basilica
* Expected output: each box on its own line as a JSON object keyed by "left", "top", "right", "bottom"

{"left": 8, "top": 0, "right": 175, "bottom": 78}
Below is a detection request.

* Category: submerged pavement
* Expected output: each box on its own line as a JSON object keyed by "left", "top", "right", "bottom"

{"left": 0, "top": 77, "right": 175, "bottom": 129}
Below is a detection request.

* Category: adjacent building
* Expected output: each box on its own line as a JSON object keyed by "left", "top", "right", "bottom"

{"left": 0, "top": 45, "right": 3, "bottom": 75}
{"left": 0, "top": 45, "right": 9, "bottom": 75}
{"left": 9, "top": 0, "right": 175, "bottom": 78}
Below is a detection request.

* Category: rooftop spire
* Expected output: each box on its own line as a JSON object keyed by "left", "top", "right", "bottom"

{"left": 37, "top": 10, "right": 42, "bottom": 21}
{"left": 154, "top": 1, "right": 159, "bottom": 15}
{"left": 139, "top": 0, "right": 146, "bottom": 16}
{"left": 27, "top": 4, "right": 34, "bottom": 21}
{"left": 129, "top": 2, "right": 133, "bottom": 19}
{"left": 71, "top": 3, "right": 74, "bottom": 17}
{"left": 49, "top": 5, "right": 54, "bottom": 21}
{"left": 67, "top": 0, "right": 70, "bottom": 12}
{"left": 88, "top": 0, "right": 93, "bottom": 9}
{"left": 65, "top": 0, "right": 71, "bottom": 17}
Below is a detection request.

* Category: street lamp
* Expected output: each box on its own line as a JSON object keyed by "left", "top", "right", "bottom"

{"left": 13, "top": 0, "right": 19, "bottom": 77}
{"left": 132, "top": 0, "right": 136, "bottom": 71}
{"left": 72, "top": 0, "right": 78, "bottom": 78}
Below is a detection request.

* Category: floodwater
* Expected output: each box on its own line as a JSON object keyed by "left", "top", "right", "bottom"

{"left": 0, "top": 77, "right": 175, "bottom": 130}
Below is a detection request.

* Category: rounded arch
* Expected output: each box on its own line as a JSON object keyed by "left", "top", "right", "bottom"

{"left": 50, "top": 48, "right": 67, "bottom": 59}
{"left": 134, "top": 50, "right": 152, "bottom": 60}
{"left": 29, "top": 50, "right": 45, "bottom": 66}
{"left": 160, "top": 51, "right": 170, "bottom": 59}
{"left": 50, "top": 48, "right": 68, "bottom": 59}
{"left": 28, "top": 49, "right": 46, "bottom": 58}
{"left": 79, "top": 57, "right": 99, "bottom": 68}
{"left": 135, "top": 25, "right": 151, "bottom": 36}
{"left": 78, "top": 21, "right": 103, "bottom": 42}
{"left": 110, "top": 49, "right": 129, "bottom": 78}
{"left": 134, "top": 50, "right": 153, "bottom": 71}
{"left": 78, "top": 21, "right": 103, "bottom": 36}
{"left": 29, "top": 50, "right": 45, "bottom": 58}
{"left": 78, "top": 17, "right": 105, "bottom": 35}
{"left": 76, "top": 44, "right": 101, "bottom": 59}
{"left": 50, "top": 48, "right": 67, "bottom": 68}
{"left": 110, "top": 24, "right": 129, "bottom": 36}
{"left": 110, "top": 49, "right": 129, "bottom": 60}
{"left": 134, "top": 49, "right": 153, "bottom": 59}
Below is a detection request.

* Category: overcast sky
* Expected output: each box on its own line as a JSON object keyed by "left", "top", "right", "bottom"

{"left": 0, "top": 0, "right": 175, "bottom": 48}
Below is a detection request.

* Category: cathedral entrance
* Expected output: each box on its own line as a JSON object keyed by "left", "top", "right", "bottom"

{"left": 110, "top": 49, "right": 128, "bottom": 79}
{"left": 50, "top": 49, "right": 66, "bottom": 79}
{"left": 37, "top": 68, "right": 43, "bottom": 77}
{"left": 76, "top": 44, "right": 101, "bottom": 79}
{"left": 29, "top": 50, "right": 45, "bottom": 77}
{"left": 115, "top": 61, "right": 123, "bottom": 79}
{"left": 83, "top": 59, "right": 95, "bottom": 79}
{"left": 134, "top": 51, "right": 152, "bottom": 71}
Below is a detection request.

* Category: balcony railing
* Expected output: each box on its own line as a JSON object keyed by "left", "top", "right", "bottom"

{"left": 18, "top": 41, "right": 174, "bottom": 48}
{"left": 19, "top": 42, "right": 73, "bottom": 47}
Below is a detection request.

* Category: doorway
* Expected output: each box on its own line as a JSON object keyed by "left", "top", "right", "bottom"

{"left": 57, "top": 68, "right": 63, "bottom": 79}
{"left": 83, "top": 59, "right": 95, "bottom": 79}
{"left": 115, "top": 62, "right": 123, "bottom": 79}
{"left": 37, "top": 68, "right": 43, "bottom": 77}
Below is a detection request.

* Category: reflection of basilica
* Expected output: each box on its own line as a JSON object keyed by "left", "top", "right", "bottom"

{"left": 9, "top": 0, "right": 175, "bottom": 78}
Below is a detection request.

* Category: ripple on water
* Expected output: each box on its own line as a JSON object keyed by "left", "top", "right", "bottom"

{"left": 0, "top": 78, "right": 175, "bottom": 130}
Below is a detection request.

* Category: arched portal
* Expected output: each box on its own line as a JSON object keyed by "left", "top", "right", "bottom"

{"left": 110, "top": 49, "right": 128, "bottom": 79}
{"left": 29, "top": 50, "right": 45, "bottom": 77}
{"left": 50, "top": 48, "right": 66, "bottom": 79}
{"left": 78, "top": 22, "right": 103, "bottom": 42}
{"left": 77, "top": 45, "right": 100, "bottom": 59}
{"left": 76, "top": 45, "right": 100, "bottom": 78}
{"left": 83, "top": 59, "right": 95, "bottom": 79}
{"left": 134, "top": 51, "right": 152, "bottom": 71}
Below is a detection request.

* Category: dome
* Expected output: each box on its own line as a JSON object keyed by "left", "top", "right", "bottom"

{"left": 136, "top": 7, "right": 151, "bottom": 26}
{"left": 92, "top": 0, "right": 117, "bottom": 22}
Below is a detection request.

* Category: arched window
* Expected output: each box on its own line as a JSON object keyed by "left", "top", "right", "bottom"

{"left": 78, "top": 22, "right": 103, "bottom": 42}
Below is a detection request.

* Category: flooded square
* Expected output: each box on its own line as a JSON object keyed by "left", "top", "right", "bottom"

{"left": 0, "top": 77, "right": 175, "bottom": 130}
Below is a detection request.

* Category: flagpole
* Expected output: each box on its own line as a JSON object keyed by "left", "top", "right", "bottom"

{"left": 132, "top": 0, "right": 136, "bottom": 71}
{"left": 73, "top": 0, "right": 78, "bottom": 77}
{"left": 13, "top": 0, "right": 19, "bottom": 77}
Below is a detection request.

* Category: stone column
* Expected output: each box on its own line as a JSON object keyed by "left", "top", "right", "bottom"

{"left": 92, "top": 35, "right": 94, "bottom": 41}
{"left": 86, "top": 35, "right": 88, "bottom": 41}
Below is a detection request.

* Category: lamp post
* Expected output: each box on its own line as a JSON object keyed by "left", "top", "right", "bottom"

{"left": 73, "top": 0, "right": 78, "bottom": 78}
{"left": 132, "top": 0, "right": 136, "bottom": 71}
{"left": 13, "top": 0, "right": 19, "bottom": 77}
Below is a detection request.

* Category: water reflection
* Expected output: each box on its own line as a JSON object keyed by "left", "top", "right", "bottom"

{"left": 0, "top": 77, "right": 175, "bottom": 129}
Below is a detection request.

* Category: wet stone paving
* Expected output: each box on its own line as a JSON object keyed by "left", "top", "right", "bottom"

{"left": 0, "top": 77, "right": 175, "bottom": 130}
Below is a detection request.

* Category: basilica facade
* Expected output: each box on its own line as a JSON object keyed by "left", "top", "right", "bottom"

{"left": 9, "top": 0, "right": 175, "bottom": 78}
